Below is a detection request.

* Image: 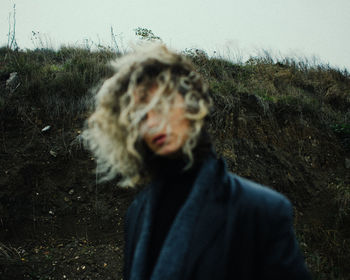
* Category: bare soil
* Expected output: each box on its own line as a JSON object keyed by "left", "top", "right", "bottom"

{"left": 1, "top": 93, "right": 349, "bottom": 279}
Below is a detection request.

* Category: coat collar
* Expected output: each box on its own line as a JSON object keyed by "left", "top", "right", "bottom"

{"left": 130, "top": 151, "right": 230, "bottom": 280}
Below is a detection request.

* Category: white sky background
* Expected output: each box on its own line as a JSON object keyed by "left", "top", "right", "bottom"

{"left": 1, "top": 0, "right": 350, "bottom": 70}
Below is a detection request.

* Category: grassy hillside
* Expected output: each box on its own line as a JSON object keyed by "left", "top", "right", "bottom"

{"left": 1, "top": 46, "right": 349, "bottom": 135}
{"left": 1, "top": 46, "right": 349, "bottom": 279}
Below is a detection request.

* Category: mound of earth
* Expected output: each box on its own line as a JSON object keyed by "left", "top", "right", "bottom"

{"left": 1, "top": 92, "right": 349, "bottom": 279}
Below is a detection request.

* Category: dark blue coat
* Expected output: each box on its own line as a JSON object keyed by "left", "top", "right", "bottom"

{"left": 124, "top": 152, "right": 311, "bottom": 280}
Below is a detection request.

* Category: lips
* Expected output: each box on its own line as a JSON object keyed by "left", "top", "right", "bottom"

{"left": 152, "top": 134, "right": 166, "bottom": 145}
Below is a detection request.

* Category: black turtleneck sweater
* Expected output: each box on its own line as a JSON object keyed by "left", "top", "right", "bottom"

{"left": 144, "top": 131, "right": 213, "bottom": 278}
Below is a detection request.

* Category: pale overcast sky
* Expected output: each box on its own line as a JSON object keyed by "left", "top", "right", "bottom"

{"left": 1, "top": 0, "right": 350, "bottom": 70}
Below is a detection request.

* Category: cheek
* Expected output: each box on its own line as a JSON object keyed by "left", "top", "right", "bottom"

{"left": 179, "top": 119, "right": 191, "bottom": 139}
{"left": 144, "top": 134, "right": 153, "bottom": 146}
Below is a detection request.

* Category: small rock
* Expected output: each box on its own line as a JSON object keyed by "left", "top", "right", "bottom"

{"left": 50, "top": 150, "right": 57, "bottom": 157}
{"left": 42, "top": 125, "right": 51, "bottom": 132}
{"left": 6, "top": 72, "right": 20, "bottom": 91}
{"left": 345, "top": 158, "right": 350, "bottom": 169}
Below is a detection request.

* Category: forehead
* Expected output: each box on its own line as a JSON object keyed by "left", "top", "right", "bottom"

{"left": 134, "top": 81, "right": 180, "bottom": 107}
{"left": 134, "top": 83, "right": 158, "bottom": 103}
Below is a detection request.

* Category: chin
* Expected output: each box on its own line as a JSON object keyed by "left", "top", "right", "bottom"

{"left": 154, "top": 144, "right": 182, "bottom": 157}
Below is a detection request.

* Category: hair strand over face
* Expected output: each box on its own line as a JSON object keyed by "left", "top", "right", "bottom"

{"left": 83, "top": 43, "right": 212, "bottom": 187}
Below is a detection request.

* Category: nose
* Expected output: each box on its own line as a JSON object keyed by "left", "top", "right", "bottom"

{"left": 144, "top": 109, "right": 160, "bottom": 128}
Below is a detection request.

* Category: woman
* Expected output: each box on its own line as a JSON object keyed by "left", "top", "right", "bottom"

{"left": 84, "top": 43, "right": 310, "bottom": 280}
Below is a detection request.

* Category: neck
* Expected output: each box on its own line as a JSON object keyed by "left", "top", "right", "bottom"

{"left": 143, "top": 129, "right": 214, "bottom": 180}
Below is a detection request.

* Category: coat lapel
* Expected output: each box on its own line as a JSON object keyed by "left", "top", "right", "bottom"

{"left": 129, "top": 153, "right": 231, "bottom": 280}
{"left": 129, "top": 180, "right": 162, "bottom": 280}
{"left": 151, "top": 154, "right": 228, "bottom": 280}
{"left": 181, "top": 157, "right": 232, "bottom": 279}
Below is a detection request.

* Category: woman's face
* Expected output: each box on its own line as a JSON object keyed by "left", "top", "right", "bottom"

{"left": 139, "top": 88, "right": 190, "bottom": 156}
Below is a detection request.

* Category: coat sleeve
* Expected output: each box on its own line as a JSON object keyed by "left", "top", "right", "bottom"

{"left": 123, "top": 190, "right": 148, "bottom": 280}
{"left": 261, "top": 198, "right": 311, "bottom": 280}
{"left": 123, "top": 196, "right": 142, "bottom": 280}
{"left": 123, "top": 207, "right": 132, "bottom": 280}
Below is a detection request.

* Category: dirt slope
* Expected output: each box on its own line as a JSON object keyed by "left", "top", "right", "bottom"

{"left": 0, "top": 48, "right": 349, "bottom": 279}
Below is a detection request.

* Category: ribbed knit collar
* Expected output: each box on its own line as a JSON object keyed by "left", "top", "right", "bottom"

{"left": 143, "top": 129, "right": 214, "bottom": 182}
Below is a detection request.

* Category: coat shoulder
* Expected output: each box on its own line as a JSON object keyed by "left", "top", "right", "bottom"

{"left": 126, "top": 186, "right": 150, "bottom": 220}
{"left": 227, "top": 173, "right": 292, "bottom": 217}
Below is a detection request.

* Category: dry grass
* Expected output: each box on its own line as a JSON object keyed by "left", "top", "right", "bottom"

{"left": 1, "top": 45, "right": 350, "bottom": 279}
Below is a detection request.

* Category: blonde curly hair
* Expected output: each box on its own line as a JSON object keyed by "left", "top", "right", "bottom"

{"left": 83, "top": 43, "right": 212, "bottom": 187}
